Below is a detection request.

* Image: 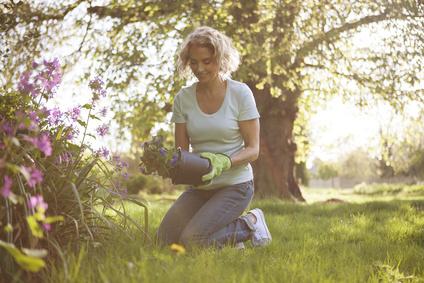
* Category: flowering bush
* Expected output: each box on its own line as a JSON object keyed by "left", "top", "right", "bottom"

{"left": 138, "top": 136, "right": 178, "bottom": 179}
{"left": 0, "top": 58, "right": 144, "bottom": 280}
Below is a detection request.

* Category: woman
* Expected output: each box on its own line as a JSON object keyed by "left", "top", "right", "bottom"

{"left": 157, "top": 26, "right": 271, "bottom": 249}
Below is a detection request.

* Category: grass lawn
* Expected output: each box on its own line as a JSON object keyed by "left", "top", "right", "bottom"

{"left": 44, "top": 185, "right": 424, "bottom": 283}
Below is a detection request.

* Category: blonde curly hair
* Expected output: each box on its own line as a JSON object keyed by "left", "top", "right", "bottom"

{"left": 177, "top": 26, "right": 240, "bottom": 79}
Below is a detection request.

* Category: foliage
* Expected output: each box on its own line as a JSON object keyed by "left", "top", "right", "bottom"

{"left": 1, "top": 0, "right": 423, "bottom": 199}
{"left": 316, "top": 161, "right": 339, "bottom": 181}
{"left": 0, "top": 58, "right": 147, "bottom": 280}
{"left": 407, "top": 149, "right": 424, "bottom": 179}
{"left": 138, "top": 136, "right": 178, "bottom": 180}
{"left": 125, "top": 173, "right": 174, "bottom": 195}
{"left": 353, "top": 183, "right": 424, "bottom": 197}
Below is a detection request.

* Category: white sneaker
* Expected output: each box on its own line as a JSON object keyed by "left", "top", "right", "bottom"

{"left": 244, "top": 208, "right": 272, "bottom": 247}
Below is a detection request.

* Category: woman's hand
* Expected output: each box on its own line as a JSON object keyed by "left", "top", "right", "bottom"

{"left": 200, "top": 152, "right": 232, "bottom": 181}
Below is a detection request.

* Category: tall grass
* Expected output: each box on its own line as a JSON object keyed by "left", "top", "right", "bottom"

{"left": 44, "top": 187, "right": 424, "bottom": 283}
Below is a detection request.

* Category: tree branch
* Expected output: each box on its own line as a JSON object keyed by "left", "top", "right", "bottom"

{"left": 294, "top": 9, "right": 423, "bottom": 66}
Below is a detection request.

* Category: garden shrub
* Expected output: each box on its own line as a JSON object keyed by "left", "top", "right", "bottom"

{"left": 126, "top": 173, "right": 174, "bottom": 195}
{"left": 0, "top": 58, "right": 147, "bottom": 281}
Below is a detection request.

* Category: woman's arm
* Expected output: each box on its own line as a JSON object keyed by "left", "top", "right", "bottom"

{"left": 230, "top": 118, "right": 260, "bottom": 167}
{"left": 174, "top": 122, "right": 189, "bottom": 151}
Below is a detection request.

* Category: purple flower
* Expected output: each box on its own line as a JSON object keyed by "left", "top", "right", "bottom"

{"left": 159, "top": 147, "right": 167, "bottom": 157}
{"left": 65, "top": 128, "right": 79, "bottom": 140}
{"left": 69, "top": 106, "right": 81, "bottom": 121}
{"left": 47, "top": 107, "right": 62, "bottom": 125}
{"left": 28, "top": 111, "right": 40, "bottom": 130}
{"left": 43, "top": 58, "right": 60, "bottom": 72}
{"left": 28, "top": 111, "right": 39, "bottom": 121}
{"left": 169, "top": 154, "right": 179, "bottom": 167}
{"left": 139, "top": 166, "right": 146, "bottom": 174}
{"left": 89, "top": 77, "right": 104, "bottom": 91}
{"left": 18, "top": 71, "right": 38, "bottom": 97}
{"left": 28, "top": 194, "right": 48, "bottom": 211}
{"left": 56, "top": 151, "right": 73, "bottom": 165}
{"left": 2, "top": 121, "right": 14, "bottom": 136}
{"left": 22, "top": 133, "right": 52, "bottom": 156}
{"left": 96, "top": 147, "right": 110, "bottom": 158}
{"left": 122, "top": 172, "right": 129, "bottom": 180}
{"left": 96, "top": 124, "right": 109, "bottom": 137}
{"left": 99, "top": 107, "right": 108, "bottom": 117}
{"left": 32, "top": 58, "right": 62, "bottom": 96}
{"left": 22, "top": 166, "right": 43, "bottom": 188}
{"left": 37, "top": 133, "right": 52, "bottom": 156}
{"left": 1, "top": 176, "right": 12, "bottom": 198}
{"left": 42, "top": 223, "right": 51, "bottom": 231}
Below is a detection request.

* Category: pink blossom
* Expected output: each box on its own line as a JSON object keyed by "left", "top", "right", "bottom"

{"left": 42, "top": 223, "right": 51, "bottom": 231}
{"left": 18, "top": 71, "right": 39, "bottom": 97}
{"left": 37, "top": 133, "right": 52, "bottom": 156}
{"left": 28, "top": 194, "right": 48, "bottom": 211}
{"left": 22, "top": 134, "right": 52, "bottom": 156}
{"left": 22, "top": 166, "right": 43, "bottom": 188}
{"left": 1, "top": 176, "right": 12, "bottom": 198}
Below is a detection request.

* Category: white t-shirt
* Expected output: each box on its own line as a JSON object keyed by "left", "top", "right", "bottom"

{"left": 171, "top": 78, "right": 260, "bottom": 190}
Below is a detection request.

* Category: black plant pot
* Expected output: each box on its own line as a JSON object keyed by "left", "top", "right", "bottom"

{"left": 170, "top": 148, "right": 212, "bottom": 186}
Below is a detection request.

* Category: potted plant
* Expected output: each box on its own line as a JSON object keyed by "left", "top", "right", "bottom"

{"left": 139, "top": 136, "right": 211, "bottom": 186}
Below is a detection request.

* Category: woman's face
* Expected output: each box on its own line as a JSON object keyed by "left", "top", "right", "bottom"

{"left": 188, "top": 44, "right": 220, "bottom": 83}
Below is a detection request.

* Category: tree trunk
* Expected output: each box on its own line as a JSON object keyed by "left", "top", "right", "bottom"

{"left": 247, "top": 83, "right": 305, "bottom": 201}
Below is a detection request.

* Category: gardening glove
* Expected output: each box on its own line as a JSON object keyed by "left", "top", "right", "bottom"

{"left": 200, "top": 152, "right": 232, "bottom": 182}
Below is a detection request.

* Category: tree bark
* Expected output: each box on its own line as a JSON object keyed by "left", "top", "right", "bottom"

{"left": 247, "top": 83, "right": 305, "bottom": 201}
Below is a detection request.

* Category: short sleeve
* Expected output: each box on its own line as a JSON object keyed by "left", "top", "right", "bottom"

{"left": 238, "top": 84, "right": 260, "bottom": 121}
{"left": 171, "top": 91, "right": 186, "bottom": 123}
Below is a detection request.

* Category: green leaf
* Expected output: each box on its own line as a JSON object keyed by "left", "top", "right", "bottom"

{"left": 26, "top": 216, "right": 44, "bottom": 238}
{"left": 44, "top": 215, "right": 64, "bottom": 224}
{"left": 4, "top": 224, "right": 13, "bottom": 233}
{"left": 77, "top": 119, "right": 87, "bottom": 127}
{"left": 0, "top": 240, "right": 46, "bottom": 272}
{"left": 5, "top": 163, "right": 20, "bottom": 173}
{"left": 82, "top": 103, "right": 92, "bottom": 109}
{"left": 56, "top": 126, "right": 64, "bottom": 140}
{"left": 89, "top": 114, "right": 101, "bottom": 120}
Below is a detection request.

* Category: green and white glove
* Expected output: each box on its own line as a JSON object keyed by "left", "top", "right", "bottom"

{"left": 200, "top": 152, "right": 232, "bottom": 182}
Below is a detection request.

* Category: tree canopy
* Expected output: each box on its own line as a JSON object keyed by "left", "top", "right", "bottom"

{"left": 1, "top": 0, "right": 423, "bottom": 198}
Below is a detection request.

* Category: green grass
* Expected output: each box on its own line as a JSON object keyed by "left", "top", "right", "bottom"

{"left": 43, "top": 185, "right": 424, "bottom": 283}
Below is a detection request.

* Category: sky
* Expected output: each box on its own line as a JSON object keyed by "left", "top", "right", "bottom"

{"left": 307, "top": 97, "right": 421, "bottom": 167}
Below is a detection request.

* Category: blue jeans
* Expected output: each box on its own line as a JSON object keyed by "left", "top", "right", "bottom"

{"left": 157, "top": 180, "right": 254, "bottom": 248}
